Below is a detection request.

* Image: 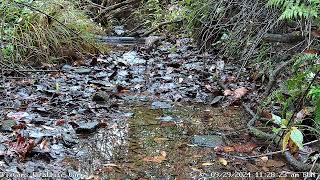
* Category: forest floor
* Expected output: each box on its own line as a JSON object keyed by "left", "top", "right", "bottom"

{"left": 0, "top": 35, "right": 315, "bottom": 179}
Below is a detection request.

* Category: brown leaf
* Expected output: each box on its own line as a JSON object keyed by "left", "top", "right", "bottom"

{"left": 233, "top": 87, "right": 248, "bottom": 99}
{"left": 261, "top": 110, "right": 272, "bottom": 119}
{"left": 312, "top": 30, "right": 320, "bottom": 38}
{"left": 154, "top": 137, "right": 169, "bottom": 143}
{"left": 265, "top": 160, "right": 286, "bottom": 168}
{"left": 233, "top": 144, "right": 257, "bottom": 153}
{"left": 142, "top": 151, "right": 167, "bottom": 163}
{"left": 40, "top": 139, "right": 49, "bottom": 151}
{"left": 223, "top": 89, "right": 233, "bottom": 96}
{"left": 8, "top": 134, "right": 36, "bottom": 160}
{"left": 303, "top": 49, "right": 319, "bottom": 55}
{"left": 223, "top": 146, "right": 235, "bottom": 153}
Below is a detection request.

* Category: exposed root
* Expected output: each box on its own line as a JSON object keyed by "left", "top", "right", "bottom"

{"left": 243, "top": 103, "right": 320, "bottom": 173}
{"left": 263, "top": 58, "right": 295, "bottom": 96}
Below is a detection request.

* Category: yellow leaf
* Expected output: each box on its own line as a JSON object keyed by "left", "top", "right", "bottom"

{"left": 218, "top": 157, "right": 228, "bottom": 166}
{"left": 282, "top": 131, "right": 291, "bottom": 151}
{"left": 202, "top": 162, "right": 214, "bottom": 166}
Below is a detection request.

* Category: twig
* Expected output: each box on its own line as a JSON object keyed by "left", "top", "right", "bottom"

{"left": 1, "top": 69, "right": 60, "bottom": 73}
{"left": 263, "top": 58, "right": 295, "bottom": 96}
{"left": 141, "top": 20, "right": 182, "bottom": 37}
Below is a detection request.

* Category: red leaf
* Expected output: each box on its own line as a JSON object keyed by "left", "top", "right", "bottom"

{"left": 55, "top": 119, "right": 65, "bottom": 126}
{"left": 303, "top": 49, "right": 319, "bottom": 55}
{"left": 233, "top": 144, "right": 257, "bottom": 153}
{"left": 8, "top": 134, "right": 36, "bottom": 160}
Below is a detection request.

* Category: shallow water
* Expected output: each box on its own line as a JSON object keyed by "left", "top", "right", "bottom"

{"left": 65, "top": 102, "right": 247, "bottom": 179}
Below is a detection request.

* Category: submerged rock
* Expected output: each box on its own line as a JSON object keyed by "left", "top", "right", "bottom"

{"left": 151, "top": 101, "right": 172, "bottom": 109}
{"left": 74, "top": 67, "right": 92, "bottom": 74}
{"left": 75, "top": 122, "right": 99, "bottom": 134}
{"left": 92, "top": 91, "right": 109, "bottom": 102}
{"left": 192, "top": 135, "right": 225, "bottom": 148}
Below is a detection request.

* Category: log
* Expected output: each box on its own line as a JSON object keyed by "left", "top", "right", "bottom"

{"left": 262, "top": 31, "right": 304, "bottom": 43}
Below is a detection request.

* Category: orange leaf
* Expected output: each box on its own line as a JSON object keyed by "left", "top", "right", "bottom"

{"left": 223, "top": 146, "right": 235, "bottom": 153}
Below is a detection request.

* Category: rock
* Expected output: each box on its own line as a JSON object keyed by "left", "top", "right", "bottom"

{"left": 1, "top": 120, "right": 16, "bottom": 132}
{"left": 151, "top": 101, "right": 172, "bottom": 110}
{"left": 75, "top": 122, "right": 99, "bottom": 134}
{"left": 74, "top": 67, "right": 92, "bottom": 74}
{"left": 92, "top": 91, "right": 109, "bottom": 102}
{"left": 210, "top": 96, "right": 224, "bottom": 105}
{"left": 192, "top": 135, "right": 225, "bottom": 148}
{"left": 157, "top": 116, "right": 181, "bottom": 123}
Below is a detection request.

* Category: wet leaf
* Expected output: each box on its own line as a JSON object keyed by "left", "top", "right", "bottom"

{"left": 7, "top": 112, "right": 30, "bottom": 120}
{"left": 55, "top": 119, "right": 65, "bottom": 126}
{"left": 233, "top": 144, "right": 257, "bottom": 153}
{"left": 8, "top": 134, "right": 36, "bottom": 160}
{"left": 271, "top": 114, "right": 283, "bottom": 125}
{"left": 282, "top": 131, "right": 291, "bottom": 151}
{"left": 290, "top": 127, "right": 303, "bottom": 149}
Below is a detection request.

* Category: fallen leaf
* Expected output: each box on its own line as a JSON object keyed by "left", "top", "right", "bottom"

{"left": 223, "top": 146, "right": 235, "bottom": 153}
{"left": 7, "top": 134, "right": 36, "bottom": 160}
{"left": 233, "top": 144, "right": 257, "bottom": 153}
{"left": 261, "top": 110, "right": 272, "bottom": 119}
{"left": 7, "top": 112, "right": 30, "bottom": 120}
{"left": 260, "top": 156, "right": 268, "bottom": 162}
{"left": 142, "top": 151, "right": 167, "bottom": 163}
{"left": 265, "top": 160, "right": 286, "bottom": 168}
{"left": 224, "top": 89, "right": 233, "bottom": 96}
{"left": 39, "top": 139, "right": 49, "bottom": 151}
{"left": 218, "top": 157, "right": 228, "bottom": 166}
{"left": 303, "top": 49, "right": 319, "bottom": 55}
{"left": 154, "top": 137, "right": 169, "bottom": 143}
{"left": 55, "top": 119, "right": 65, "bottom": 126}
{"left": 233, "top": 87, "right": 248, "bottom": 99}
{"left": 202, "top": 162, "right": 214, "bottom": 166}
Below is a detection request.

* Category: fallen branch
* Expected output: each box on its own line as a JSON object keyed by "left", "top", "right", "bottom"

{"left": 93, "top": 0, "right": 137, "bottom": 20}
{"left": 243, "top": 103, "right": 320, "bottom": 173}
{"left": 263, "top": 58, "right": 295, "bottom": 96}
{"left": 141, "top": 20, "right": 182, "bottom": 37}
{"left": 1, "top": 69, "right": 60, "bottom": 73}
{"left": 263, "top": 31, "right": 305, "bottom": 43}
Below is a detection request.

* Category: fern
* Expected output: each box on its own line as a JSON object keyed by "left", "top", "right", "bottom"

{"left": 268, "top": 0, "right": 320, "bottom": 20}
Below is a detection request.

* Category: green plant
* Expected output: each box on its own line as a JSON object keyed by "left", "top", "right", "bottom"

{"left": 267, "top": 0, "right": 320, "bottom": 20}
{"left": 0, "top": 0, "right": 106, "bottom": 64}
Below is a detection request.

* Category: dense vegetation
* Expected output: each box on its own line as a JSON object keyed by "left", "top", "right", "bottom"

{"left": 0, "top": 0, "right": 106, "bottom": 65}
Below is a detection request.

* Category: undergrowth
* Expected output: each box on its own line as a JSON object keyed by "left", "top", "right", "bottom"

{"left": 0, "top": 0, "right": 106, "bottom": 65}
